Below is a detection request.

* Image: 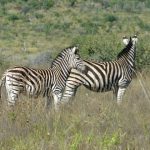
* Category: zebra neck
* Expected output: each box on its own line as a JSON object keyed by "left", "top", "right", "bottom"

{"left": 119, "top": 45, "right": 136, "bottom": 68}
{"left": 52, "top": 64, "right": 71, "bottom": 79}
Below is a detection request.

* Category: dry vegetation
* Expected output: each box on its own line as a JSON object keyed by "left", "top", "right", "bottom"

{"left": 0, "top": 0, "right": 150, "bottom": 149}
{"left": 0, "top": 73, "right": 150, "bottom": 150}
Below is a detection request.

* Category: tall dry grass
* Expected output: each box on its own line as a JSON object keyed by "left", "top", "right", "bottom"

{"left": 0, "top": 73, "right": 150, "bottom": 150}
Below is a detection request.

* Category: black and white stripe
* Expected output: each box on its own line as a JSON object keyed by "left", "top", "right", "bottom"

{"left": 61, "top": 36, "right": 138, "bottom": 104}
{"left": 0, "top": 46, "right": 86, "bottom": 110}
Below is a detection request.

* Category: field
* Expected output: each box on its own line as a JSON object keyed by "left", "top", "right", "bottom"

{"left": 0, "top": 74, "right": 150, "bottom": 149}
{"left": 0, "top": 0, "right": 150, "bottom": 150}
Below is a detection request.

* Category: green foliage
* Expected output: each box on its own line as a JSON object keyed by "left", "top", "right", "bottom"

{"left": 137, "top": 19, "right": 150, "bottom": 31}
{"left": 0, "top": 3, "right": 150, "bottom": 150}
{"left": 34, "top": 13, "right": 44, "bottom": 19}
{"left": 73, "top": 34, "right": 121, "bottom": 61}
{"left": 7, "top": 14, "right": 20, "bottom": 22}
{"left": 0, "top": 0, "right": 150, "bottom": 70}
{"left": 105, "top": 14, "right": 118, "bottom": 23}
{"left": 101, "top": 130, "right": 121, "bottom": 149}
{"left": 136, "top": 37, "right": 150, "bottom": 69}
{"left": 67, "top": 0, "right": 77, "bottom": 7}
{"left": 70, "top": 132, "right": 83, "bottom": 150}
{"left": 81, "top": 21, "right": 100, "bottom": 34}
{"left": 42, "top": 0, "right": 55, "bottom": 9}
{"left": 8, "top": 112, "right": 17, "bottom": 122}
{"left": 72, "top": 33, "right": 150, "bottom": 70}
{"left": 22, "top": 0, "right": 55, "bottom": 10}
{"left": 33, "top": 20, "right": 71, "bottom": 36}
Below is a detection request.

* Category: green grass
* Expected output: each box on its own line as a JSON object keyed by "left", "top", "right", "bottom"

{"left": 0, "top": 73, "right": 150, "bottom": 149}
{"left": 0, "top": 1, "right": 150, "bottom": 149}
{"left": 0, "top": 0, "right": 150, "bottom": 69}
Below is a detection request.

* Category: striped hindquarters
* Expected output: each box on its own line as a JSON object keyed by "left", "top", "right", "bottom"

{"left": 4, "top": 66, "right": 53, "bottom": 98}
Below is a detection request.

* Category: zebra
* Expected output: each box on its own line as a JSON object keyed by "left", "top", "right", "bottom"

{"left": 0, "top": 46, "right": 86, "bottom": 110}
{"left": 61, "top": 35, "right": 138, "bottom": 104}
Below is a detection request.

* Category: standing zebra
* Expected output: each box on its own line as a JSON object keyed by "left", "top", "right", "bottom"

{"left": 61, "top": 36, "right": 138, "bottom": 104}
{"left": 0, "top": 46, "right": 86, "bottom": 110}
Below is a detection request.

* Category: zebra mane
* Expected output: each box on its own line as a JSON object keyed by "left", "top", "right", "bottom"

{"left": 117, "top": 37, "right": 133, "bottom": 59}
{"left": 51, "top": 46, "right": 73, "bottom": 67}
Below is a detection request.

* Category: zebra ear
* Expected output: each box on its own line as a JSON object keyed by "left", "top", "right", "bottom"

{"left": 72, "top": 46, "right": 79, "bottom": 54}
{"left": 122, "top": 36, "right": 129, "bottom": 45}
{"left": 132, "top": 35, "right": 138, "bottom": 44}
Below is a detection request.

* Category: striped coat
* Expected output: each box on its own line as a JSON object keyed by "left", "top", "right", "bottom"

{"left": 61, "top": 36, "right": 138, "bottom": 104}
{"left": 0, "top": 46, "right": 86, "bottom": 110}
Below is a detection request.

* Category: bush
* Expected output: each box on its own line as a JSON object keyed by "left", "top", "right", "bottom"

{"left": 136, "top": 37, "right": 150, "bottom": 70}
{"left": 105, "top": 14, "right": 118, "bottom": 23}
{"left": 72, "top": 34, "right": 150, "bottom": 70}
{"left": 72, "top": 34, "right": 121, "bottom": 61}
{"left": 43, "top": 0, "right": 55, "bottom": 9}
{"left": 68, "top": 0, "right": 77, "bottom": 7}
{"left": 7, "top": 14, "right": 20, "bottom": 22}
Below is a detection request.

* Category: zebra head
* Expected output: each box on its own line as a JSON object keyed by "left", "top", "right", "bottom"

{"left": 122, "top": 36, "right": 129, "bottom": 45}
{"left": 51, "top": 46, "right": 86, "bottom": 73}
{"left": 117, "top": 35, "right": 138, "bottom": 59}
{"left": 67, "top": 46, "right": 86, "bottom": 72}
{"left": 132, "top": 35, "right": 138, "bottom": 45}
{"left": 122, "top": 35, "right": 138, "bottom": 46}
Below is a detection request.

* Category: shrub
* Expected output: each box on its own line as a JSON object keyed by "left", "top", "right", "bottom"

{"left": 7, "top": 14, "right": 20, "bottom": 22}
{"left": 72, "top": 34, "right": 150, "bottom": 70}
{"left": 136, "top": 37, "right": 150, "bottom": 70}
{"left": 27, "top": 0, "right": 41, "bottom": 9}
{"left": 42, "top": 0, "right": 55, "bottom": 9}
{"left": 72, "top": 34, "right": 120, "bottom": 61}
{"left": 102, "top": 0, "right": 110, "bottom": 9}
{"left": 68, "top": 0, "right": 77, "bottom": 7}
{"left": 105, "top": 14, "right": 118, "bottom": 23}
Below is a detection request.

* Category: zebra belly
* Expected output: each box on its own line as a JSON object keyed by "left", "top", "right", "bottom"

{"left": 25, "top": 84, "right": 43, "bottom": 98}
{"left": 84, "top": 80, "right": 115, "bottom": 92}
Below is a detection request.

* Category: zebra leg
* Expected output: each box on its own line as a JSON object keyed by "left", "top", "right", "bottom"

{"left": 45, "top": 94, "right": 53, "bottom": 109}
{"left": 6, "top": 88, "right": 16, "bottom": 106}
{"left": 116, "top": 87, "right": 126, "bottom": 104}
{"left": 5, "top": 76, "right": 20, "bottom": 107}
{"left": 112, "top": 86, "right": 118, "bottom": 101}
{"left": 53, "top": 93, "right": 62, "bottom": 111}
{"left": 6, "top": 88, "right": 18, "bottom": 107}
{"left": 62, "top": 85, "right": 78, "bottom": 103}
